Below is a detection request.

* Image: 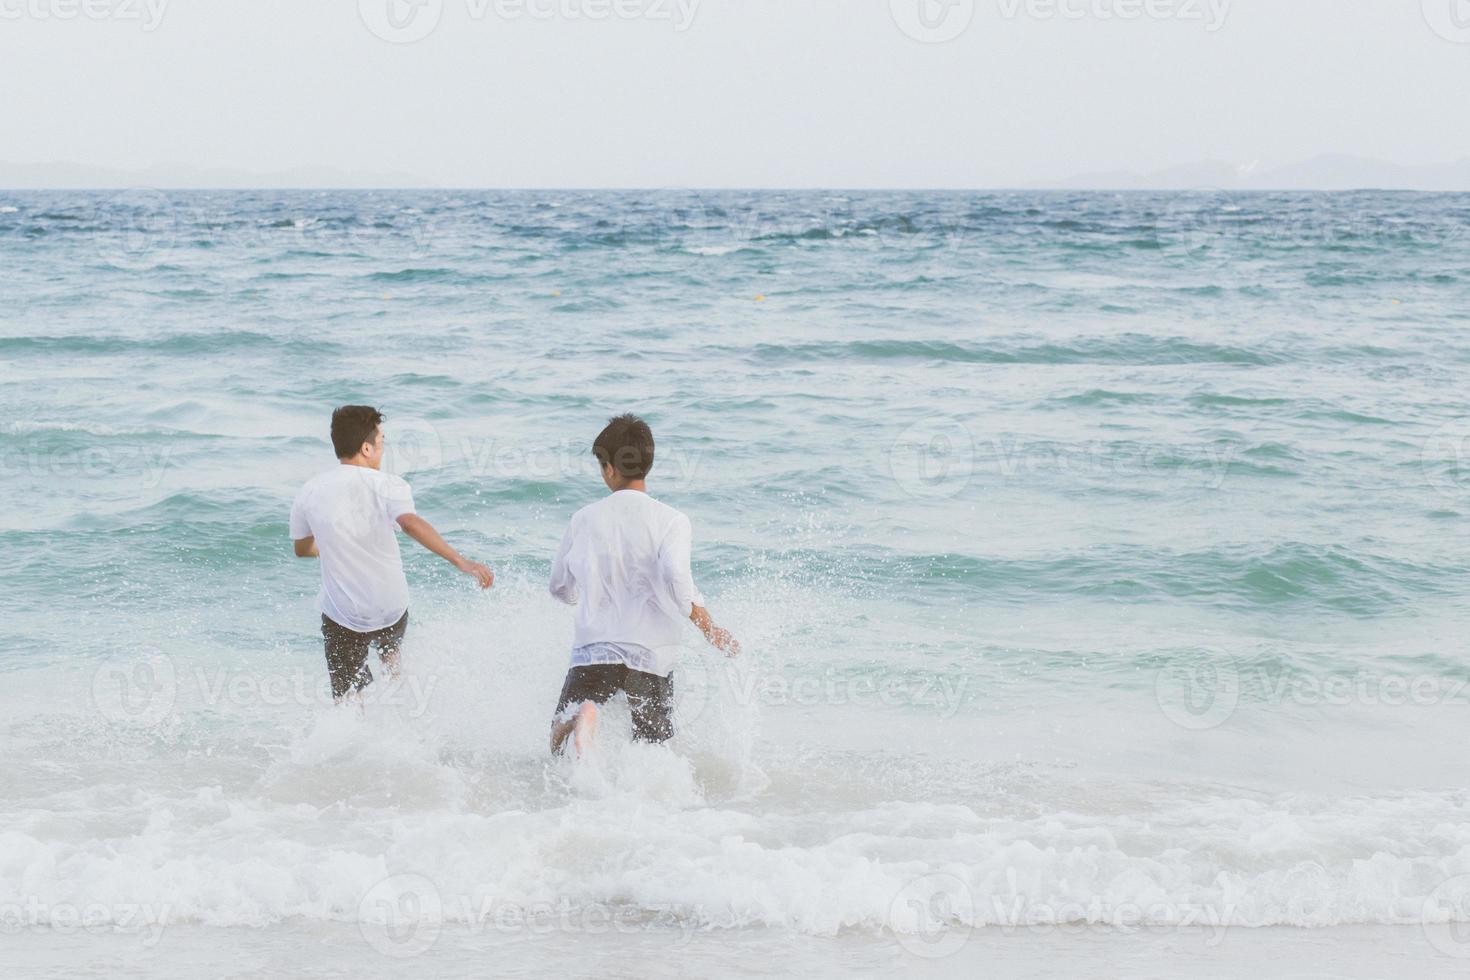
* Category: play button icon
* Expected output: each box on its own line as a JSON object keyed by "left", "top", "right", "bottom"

{"left": 359, "top": 0, "right": 443, "bottom": 44}
{"left": 1423, "top": 0, "right": 1470, "bottom": 42}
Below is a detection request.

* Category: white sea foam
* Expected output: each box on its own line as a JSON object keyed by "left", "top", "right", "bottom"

{"left": 685, "top": 244, "right": 746, "bottom": 257}
{"left": 4, "top": 777, "right": 1470, "bottom": 934}
{"left": 0, "top": 419, "right": 172, "bottom": 437}
{"left": 6, "top": 581, "right": 1470, "bottom": 938}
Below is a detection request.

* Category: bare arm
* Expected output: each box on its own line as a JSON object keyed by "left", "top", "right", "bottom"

{"left": 691, "top": 604, "right": 740, "bottom": 657}
{"left": 294, "top": 536, "right": 318, "bottom": 559}
{"left": 396, "top": 514, "right": 494, "bottom": 589}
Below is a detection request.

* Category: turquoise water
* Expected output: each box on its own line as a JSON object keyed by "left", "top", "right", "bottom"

{"left": 3, "top": 190, "right": 1470, "bottom": 971}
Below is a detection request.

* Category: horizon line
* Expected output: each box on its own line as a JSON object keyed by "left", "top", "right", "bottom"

{"left": 3, "top": 185, "right": 1468, "bottom": 193}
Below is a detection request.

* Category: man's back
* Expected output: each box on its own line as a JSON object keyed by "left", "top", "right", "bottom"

{"left": 290, "top": 465, "right": 414, "bottom": 632}
{"left": 549, "top": 488, "right": 704, "bottom": 671}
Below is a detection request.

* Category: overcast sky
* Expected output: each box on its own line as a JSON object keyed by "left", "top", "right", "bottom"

{"left": 2, "top": 0, "right": 1468, "bottom": 187}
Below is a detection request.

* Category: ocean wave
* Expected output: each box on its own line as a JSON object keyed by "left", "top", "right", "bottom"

{"left": 683, "top": 244, "right": 755, "bottom": 257}
{"left": 780, "top": 542, "right": 1458, "bottom": 615}
{"left": 1188, "top": 393, "right": 1293, "bottom": 409}
{"left": 364, "top": 267, "right": 458, "bottom": 283}
{"left": 1044, "top": 389, "right": 1165, "bottom": 408}
{"left": 0, "top": 330, "right": 340, "bottom": 356}
{"left": 3, "top": 779, "right": 1467, "bottom": 933}
{"left": 740, "top": 336, "right": 1286, "bottom": 366}
{"left": 0, "top": 420, "right": 174, "bottom": 438}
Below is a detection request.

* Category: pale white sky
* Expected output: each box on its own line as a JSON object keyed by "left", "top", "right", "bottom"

{"left": 2, "top": 0, "right": 1468, "bottom": 186}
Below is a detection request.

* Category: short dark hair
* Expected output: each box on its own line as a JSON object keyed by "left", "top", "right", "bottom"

{"left": 331, "top": 405, "right": 384, "bottom": 459}
{"left": 593, "top": 413, "right": 655, "bottom": 479}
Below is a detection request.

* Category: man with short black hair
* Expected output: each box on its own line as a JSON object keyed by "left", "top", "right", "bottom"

{"left": 549, "top": 413, "right": 739, "bottom": 754}
{"left": 291, "top": 405, "right": 494, "bottom": 702}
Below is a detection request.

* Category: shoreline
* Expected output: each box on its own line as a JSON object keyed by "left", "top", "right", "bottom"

{"left": 6, "top": 922, "right": 1465, "bottom": 979}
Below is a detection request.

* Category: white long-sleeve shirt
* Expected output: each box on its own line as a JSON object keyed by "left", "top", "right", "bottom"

{"left": 548, "top": 489, "right": 706, "bottom": 677}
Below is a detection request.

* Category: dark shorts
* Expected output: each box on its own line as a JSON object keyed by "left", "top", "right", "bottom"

{"left": 554, "top": 664, "right": 674, "bottom": 743}
{"left": 320, "top": 611, "right": 408, "bottom": 699}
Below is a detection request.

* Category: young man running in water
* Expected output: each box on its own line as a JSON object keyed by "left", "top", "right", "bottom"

{"left": 290, "top": 406, "right": 494, "bottom": 702}
{"left": 548, "top": 414, "right": 740, "bottom": 754}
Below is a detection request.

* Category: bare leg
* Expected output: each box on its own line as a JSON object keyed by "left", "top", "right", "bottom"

{"left": 378, "top": 637, "right": 403, "bottom": 680}
{"left": 550, "top": 714, "right": 574, "bottom": 754}
{"left": 378, "top": 616, "right": 407, "bottom": 681}
{"left": 335, "top": 686, "right": 367, "bottom": 714}
{"left": 573, "top": 702, "right": 598, "bottom": 754}
{"left": 550, "top": 702, "right": 599, "bottom": 756}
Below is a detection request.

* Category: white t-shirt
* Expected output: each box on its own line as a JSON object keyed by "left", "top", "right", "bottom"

{"left": 549, "top": 489, "right": 707, "bottom": 677}
{"left": 289, "top": 465, "right": 416, "bottom": 632}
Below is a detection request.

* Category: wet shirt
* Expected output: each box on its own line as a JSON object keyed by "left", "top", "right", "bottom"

{"left": 290, "top": 465, "right": 416, "bottom": 632}
{"left": 549, "top": 489, "right": 705, "bottom": 677}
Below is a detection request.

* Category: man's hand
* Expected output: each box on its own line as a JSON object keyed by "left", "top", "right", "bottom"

{"left": 455, "top": 557, "right": 495, "bottom": 590}
{"left": 294, "top": 537, "right": 319, "bottom": 559}
{"left": 398, "top": 514, "right": 494, "bottom": 590}
{"left": 708, "top": 625, "right": 741, "bottom": 657}
{"left": 690, "top": 604, "right": 741, "bottom": 658}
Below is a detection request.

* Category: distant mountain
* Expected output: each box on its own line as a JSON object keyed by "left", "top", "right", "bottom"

{"left": 0, "top": 161, "right": 436, "bottom": 189}
{"left": 3, "top": 154, "right": 1469, "bottom": 191}
{"left": 1044, "top": 154, "right": 1470, "bottom": 191}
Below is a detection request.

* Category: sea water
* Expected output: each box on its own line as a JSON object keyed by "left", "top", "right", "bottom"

{"left": 3, "top": 190, "right": 1470, "bottom": 976}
